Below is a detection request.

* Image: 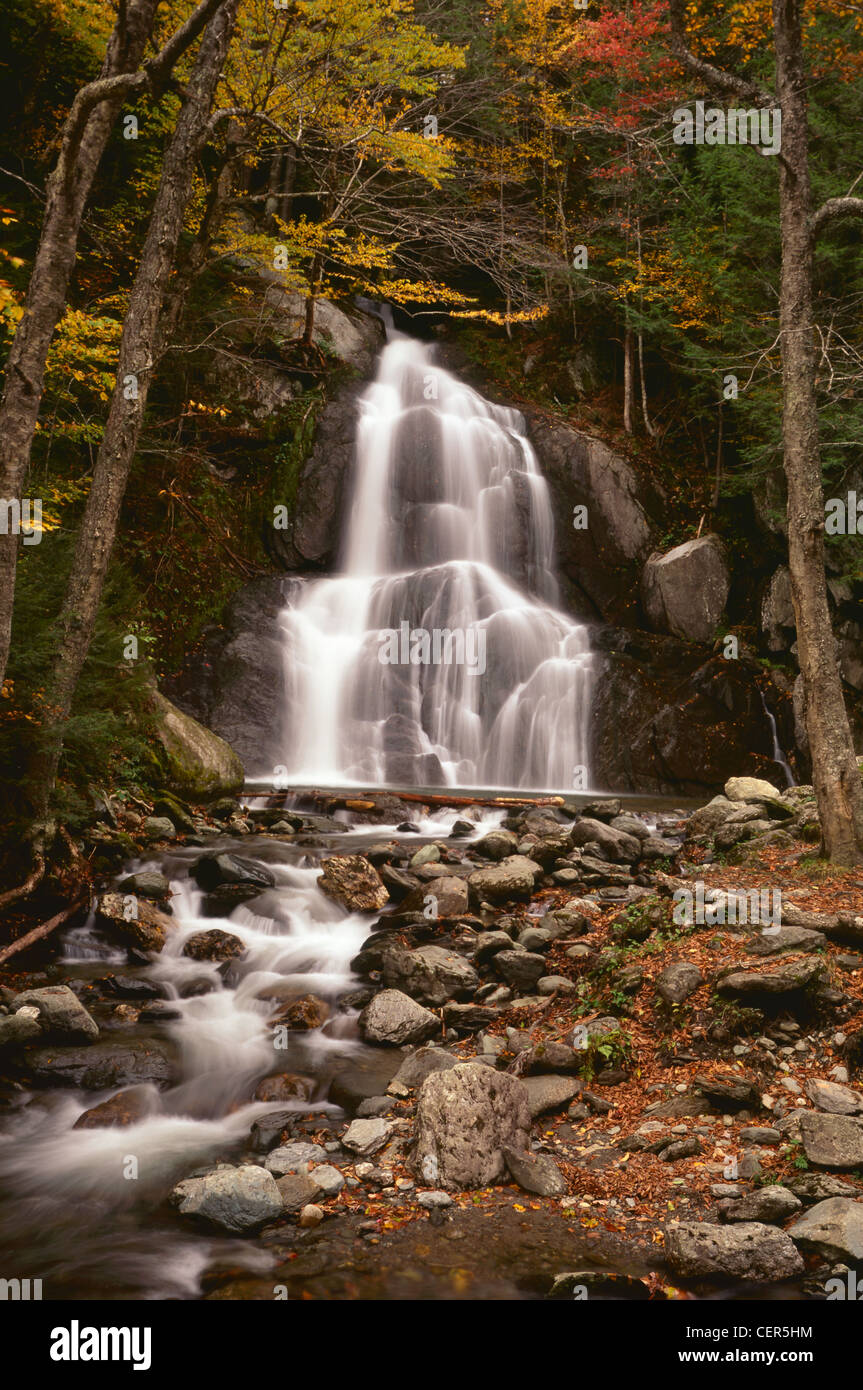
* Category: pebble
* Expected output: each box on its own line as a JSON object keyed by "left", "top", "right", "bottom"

{"left": 298, "top": 1205, "right": 324, "bottom": 1228}
{"left": 417, "top": 1190, "right": 453, "bottom": 1209}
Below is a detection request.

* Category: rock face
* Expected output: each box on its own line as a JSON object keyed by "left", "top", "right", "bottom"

{"left": 642, "top": 535, "right": 729, "bottom": 644}
{"left": 665, "top": 1221, "right": 804, "bottom": 1282}
{"left": 11, "top": 986, "right": 98, "bottom": 1040}
{"left": 358, "top": 989, "right": 439, "bottom": 1045}
{"left": 529, "top": 420, "right": 656, "bottom": 622}
{"left": 149, "top": 687, "right": 244, "bottom": 798}
{"left": 412, "top": 1063, "right": 531, "bottom": 1190}
{"left": 318, "top": 855, "right": 389, "bottom": 912}
{"left": 171, "top": 1165, "right": 282, "bottom": 1232}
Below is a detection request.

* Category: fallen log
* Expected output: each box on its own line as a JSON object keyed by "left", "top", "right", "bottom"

{"left": 274, "top": 789, "right": 567, "bottom": 812}
{"left": 0, "top": 894, "right": 87, "bottom": 967}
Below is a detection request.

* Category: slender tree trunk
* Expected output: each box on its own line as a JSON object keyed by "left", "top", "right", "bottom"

{"left": 773, "top": 0, "right": 863, "bottom": 861}
{"left": 623, "top": 326, "right": 634, "bottom": 434}
{"left": 0, "top": 0, "right": 225, "bottom": 694}
{"left": 28, "top": 0, "right": 239, "bottom": 829}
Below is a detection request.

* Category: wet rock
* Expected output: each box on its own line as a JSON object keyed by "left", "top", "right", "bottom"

{"left": 309, "top": 1163, "right": 345, "bottom": 1196}
{"left": 799, "top": 1112, "right": 863, "bottom": 1169}
{"left": 804, "top": 1078, "right": 863, "bottom": 1115}
{"left": 273, "top": 994, "right": 330, "bottom": 1030}
{"left": 720, "top": 1186, "right": 802, "bottom": 1224}
{"left": 191, "top": 853, "right": 275, "bottom": 892}
{"left": 298, "top": 1204, "right": 324, "bottom": 1228}
{"left": 265, "top": 1143, "right": 328, "bottom": 1175}
{"left": 412, "top": 1063, "right": 531, "bottom": 1190}
{"left": 95, "top": 892, "right": 174, "bottom": 953}
{"left": 523, "top": 1075, "right": 583, "bottom": 1118}
{"left": 474, "top": 829, "right": 519, "bottom": 860}
{"left": 275, "top": 1173, "right": 323, "bottom": 1212}
{"left": 171, "top": 1165, "right": 282, "bottom": 1232}
{"left": 383, "top": 944, "right": 479, "bottom": 1006}
{"left": 73, "top": 1086, "right": 155, "bottom": 1130}
{"left": 570, "top": 818, "right": 641, "bottom": 862}
{"left": 143, "top": 816, "right": 176, "bottom": 841}
{"left": 102, "top": 975, "right": 164, "bottom": 1000}
{"left": 10, "top": 986, "right": 98, "bottom": 1041}
{"left": 318, "top": 855, "right": 389, "bottom": 912}
{"left": 0, "top": 1008, "right": 41, "bottom": 1048}
{"left": 250, "top": 1111, "right": 293, "bottom": 1153}
{"left": 23, "top": 1039, "right": 176, "bottom": 1089}
{"left": 656, "top": 962, "right": 703, "bottom": 1005}
{"left": 665, "top": 1221, "right": 804, "bottom": 1282}
{"left": 400, "top": 876, "right": 469, "bottom": 918}
{"left": 342, "top": 1118, "right": 393, "bottom": 1157}
{"left": 253, "top": 1073, "right": 315, "bottom": 1103}
{"left": 358, "top": 989, "right": 439, "bottom": 1046}
{"left": 182, "top": 929, "right": 246, "bottom": 962}
{"left": 467, "top": 856, "right": 542, "bottom": 902}
{"left": 117, "top": 871, "right": 171, "bottom": 899}
{"left": 501, "top": 1145, "right": 567, "bottom": 1197}
{"left": 327, "top": 1051, "right": 406, "bottom": 1111}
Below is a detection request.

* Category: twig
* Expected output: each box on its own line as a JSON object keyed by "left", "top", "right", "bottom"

{"left": 0, "top": 894, "right": 87, "bottom": 967}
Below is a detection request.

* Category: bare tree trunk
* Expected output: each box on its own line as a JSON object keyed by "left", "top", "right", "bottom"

{"left": 0, "top": 0, "right": 226, "bottom": 694}
{"left": 28, "top": 0, "right": 239, "bottom": 829}
{"left": 637, "top": 331, "right": 655, "bottom": 437}
{"left": 623, "top": 326, "right": 634, "bottom": 434}
{"left": 773, "top": 0, "right": 863, "bottom": 862}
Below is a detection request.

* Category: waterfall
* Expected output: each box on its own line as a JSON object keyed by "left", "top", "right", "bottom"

{"left": 276, "top": 334, "right": 595, "bottom": 791}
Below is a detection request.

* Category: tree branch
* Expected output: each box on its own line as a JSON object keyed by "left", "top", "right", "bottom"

{"left": 668, "top": 0, "right": 773, "bottom": 106}
{"left": 812, "top": 196, "right": 863, "bottom": 239}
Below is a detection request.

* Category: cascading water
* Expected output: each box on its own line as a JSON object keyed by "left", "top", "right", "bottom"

{"left": 277, "top": 334, "right": 595, "bottom": 790}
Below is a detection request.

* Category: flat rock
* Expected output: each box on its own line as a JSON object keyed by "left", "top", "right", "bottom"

{"left": 523, "top": 1074, "right": 583, "bottom": 1118}
{"left": 171, "top": 1165, "right": 282, "bottom": 1232}
{"left": 665, "top": 1221, "right": 804, "bottom": 1282}
{"left": 799, "top": 1112, "right": 863, "bottom": 1169}
{"left": 468, "top": 856, "right": 542, "bottom": 902}
{"left": 716, "top": 958, "right": 824, "bottom": 995}
{"left": 804, "top": 1078, "right": 863, "bottom": 1115}
{"left": 788, "top": 1198, "right": 863, "bottom": 1263}
{"left": 342, "top": 1117, "right": 392, "bottom": 1156}
{"left": 720, "top": 1185, "right": 801, "bottom": 1224}
{"left": 23, "top": 1039, "right": 176, "bottom": 1089}
{"left": 265, "top": 1143, "right": 328, "bottom": 1175}
{"left": 501, "top": 1145, "right": 567, "bottom": 1197}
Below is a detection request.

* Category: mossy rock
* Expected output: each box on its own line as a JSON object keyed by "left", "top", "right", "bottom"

{"left": 148, "top": 688, "right": 244, "bottom": 800}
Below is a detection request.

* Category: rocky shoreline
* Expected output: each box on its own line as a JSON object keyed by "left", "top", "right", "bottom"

{"left": 3, "top": 775, "right": 863, "bottom": 1300}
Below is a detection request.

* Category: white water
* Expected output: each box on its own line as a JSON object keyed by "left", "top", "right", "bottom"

{"left": 277, "top": 335, "right": 595, "bottom": 791}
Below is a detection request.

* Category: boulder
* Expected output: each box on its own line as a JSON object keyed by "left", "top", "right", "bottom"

{"left": 275, "top": 1173, "right": 323, "bottom": 1212}
{"left": 720, "top": 1186, "right": 802, "bottom": 1224}
{"left": 182, "top": 929, "right": 246, "bottom": 962}
{"left": 724, "top": 776, "right": 787, "bottom": 805}
{"left": 0, "top": 1008, "right": 41, "bottom": 1048}
{"left": 387, "top": 1047, "right": 459, "bottom": 1096}
{"left": 656, "top": 962, "right": 703, "bottom": 1005}
{"left": 468, "top": 855, "right": 542, "bottom": 902}
{"left": 804, "top": 1078, "right": 863, "bottom": 1115}
{"left": 265, "top": 1142, "right": 328, "bottom": 1176}
{"left": 383, "top": 944, "right": 479, "bottom": 1006}
{"left": 95, "top": 892, "right": 174, "bottom": 953}
{"left": 171, "top": 1165, "right": 282, "bottom": 1232}
{"left": 665, "top": 1221, "right": 804, "bottom": 1282}
{"left": 412, "top": 1063, "right": 531, "bottom": 1190}
{"left": 570, "top": 818, "right": 640, "bottom": 862}
{"left": 358, "top": 989, "right": 439, "bottom": 1045}
{"left": 11, "top": 986, "right": 98, "bottom": 1041}
{"left": 716, "top": 958, "right": 825, "bottom": 996}
{"left": 523, "top": 1074, "right": 583, "bottom": 1118}
{"left": 493, "top": 951, "right": 546, "bottom": 991}
{"left": 400, "top": 876, "right": 469, "bottom": 918}
{"left": 787, "top": 1198, "right": 863, "bottom": 1262}
{"left": 318, "top": 855, "right": 389, "bottom": 912}
{"left": 149, "top": 687, "right": 244, "bottom": 798}
{"left": 73, "top": 1087, "right": 155, "bottom": 1130}
{"left": 501, "top": 1145, "right": 567, "bottom": 1197}
{"left": 342, "top": 1117, "right": 392, "bottom": 1157}
{"left": 799, "top": 1112, "right": 863, "bottom": 1169}
{"left": 642, "top": 535, "right": 729, "bottom": 644}
{"left": 192, "top": 854, "right": 275, "bottom": 892}
{"left": 24, "top": 1039, "right": 176, "bottom": 1089}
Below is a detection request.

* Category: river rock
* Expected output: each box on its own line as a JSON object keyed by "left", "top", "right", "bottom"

{"left": 192, "top": 853, "right": 275, "bottom": 892}
{"left": 493, "top": 950, "right": 546, "bottom": 990}
{"left": 786, "top": 1174, "right": 862, "bottom": 1203}
{"left": 342, "top": 1117, "right": 392, "bottom": 1156}
{"left": 117, "top": 871, "right": 171, "bottom": 899}
{"left": 474, "top": 829, "right": 519, "bottom": 860}
{"left": 358, "top": 989, "right": 439, "bottom": 1045}
{"left": 182, "top": 929, "right": 246, "bottom": 962}
{"left": 787, "top": 1198, "right": 863, "bottom": 1262}
{"left": 10, "top": 986, "right": 98, "bottom": 1041}
{"left": 23, "top": 1039, "right": 176, "bottom": 1089}
{"left": 265, "top": 1142, "right": 328, "bottom": 1175}
{"left": 328, "top": 1051, "right": 406, "bottom": 1111}
{"left": 400, "top": 876, "right": 469, "bottom": 918}
{"left": 799, "top": 1112, "right": 863, "bottom": 1169}
{"left": 275, "top": 1173, "right": 323, "bottom": 1212}
{"left": 665, "top": 1221, "right": 804, "bottom": 1282}
{"left": 468, "top": 855, "right": 541, "bottom": 902}
{"left": 570, "top": 818, "right": 641, "bottom": 862}
{"left": 656, "top": 962, "right": 703, "bottom": 1005}
{"left": 73, "top": 1086, "right": 155, "bottom": 1129}
{"left": 253, "top": 1073, "right": 315, "bottom": 1103}
{"left": 318, "top": 855, "right": 389, "bottom": 912}
{"left": 523, "top": 1074, "right": 583, "bottom": 1118}
{"left": 273, "top": 994, "right": 330, "bottom": 1030}
{"left": 501, "top": 1145, "right": 567, "bottom": 1197}
{"left": 641, "top": 535, "right": 729, "bottom": 644}
{"left": 95, "top": 892, "right": 174, "bottom": 953}
{"left": 0, "top": 1007, "right": 42, "bottom": 1048}
{"left": 804, "top": 1078, "right": 863, "bottom": 1115}
{"left": 412, "top": 1063, "right": 531, "bottom": 1190}
{"left": 720, "top": 1185, "right": 802, "bottom": 1224}
{"left": 171, "top": 1165, "right": 282, "bottom": 1232}
{"left": 724, "top": 776, "right": 788, "bottom": 806}
{"left": 383, "top": 944, "right": 478, "bottom": 1006}
{"left": 387, "top": 1046, "right": 458, "bottom": 1096}
{"left": 309, "top": 1164, "right": 345, "bottom": 1196}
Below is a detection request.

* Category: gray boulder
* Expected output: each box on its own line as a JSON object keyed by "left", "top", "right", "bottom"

{"left": 171, "top": 1165, "right": 282, "bottom": 1232}
{"left": 523, "top": 1075, "right": 583, "bottom": 1118}
{"left": 656, "top": 962, "right": 703, "bottom": 1005}
{"left": 468, "top": 856, "right": 542, "bottom": 902}
{"left": 665, "top": 1221, "right": 804, "bottom": 1282}
{"left": 383, "top": 944, "right": 478, "bottom": 1006}
{"left": 412, "top": 1063, "right": 530, "bottom": 1190}
{"left": 799, "top": 1112, "right": 863, "bottom": 1169}
{"left": 787, "top": 1198, "right": 863, "bottom": 1262}
{"left": 358, "top": 990, "right": 439, "bottom": 1046}
{"left": 720, "top": 1186, "right": 802, "bottom": 1224}
{"left": 10, "top": 986, "right": 98, "bottom": 1041}
{"left": 501, "top": 1145, "right": 567, "bottom": 1197}
{"left": 642, "top": 535, "right": 729, "bottom": 644}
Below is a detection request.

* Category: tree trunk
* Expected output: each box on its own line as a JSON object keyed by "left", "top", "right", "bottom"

{"left": 28, "top": 0, "right": 239, "bottom": 828}
{"left": 623, "top": 326, "right": 634, "bottom": 434}
{"left": 0, "top": 0, "right": 226, "bottom": 694}
{"left": 773, "top": 0, "right": 863, "bottom": 862}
